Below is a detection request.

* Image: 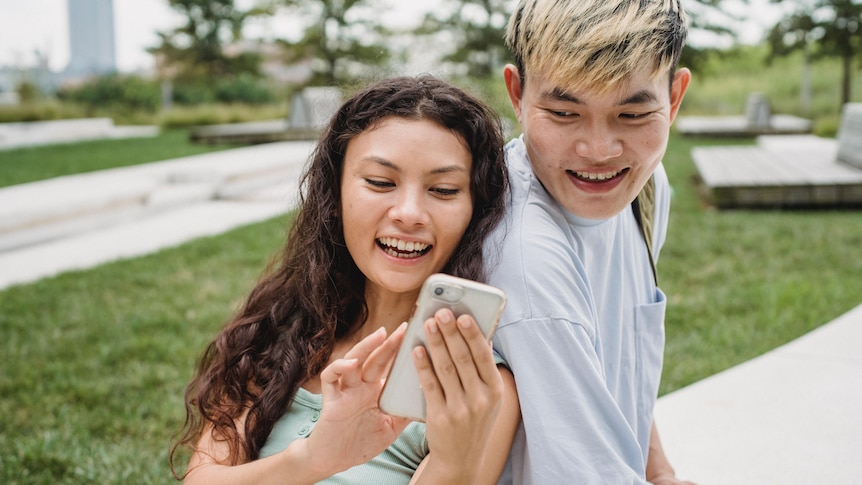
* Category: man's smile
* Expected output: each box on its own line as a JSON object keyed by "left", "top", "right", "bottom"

{"left": 567, "top": 168, "right": 628, "bottom": 183}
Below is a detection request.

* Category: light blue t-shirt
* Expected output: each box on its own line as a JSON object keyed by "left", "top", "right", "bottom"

{"left": 486, "top": 137, "right": 670, "bottom": 485}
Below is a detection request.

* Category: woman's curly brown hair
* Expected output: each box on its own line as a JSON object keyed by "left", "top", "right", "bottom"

{"left": 170, "top": 74, "right": 508, "bottom": 475}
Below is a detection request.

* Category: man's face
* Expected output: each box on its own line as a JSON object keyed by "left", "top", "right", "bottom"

{"left": 504, "top": 65, "right": 690, "bottom": 220}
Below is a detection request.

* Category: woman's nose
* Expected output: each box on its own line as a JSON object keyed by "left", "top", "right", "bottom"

{"left": 389, "top": 189, "right": 430, "bottom": 226}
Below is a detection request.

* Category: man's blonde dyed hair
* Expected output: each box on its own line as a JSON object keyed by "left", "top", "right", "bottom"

{"left": 506, "top": 0, "right": 687, "bottom": 93}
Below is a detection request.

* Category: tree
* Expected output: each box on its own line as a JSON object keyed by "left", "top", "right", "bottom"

{"left": 276, "top": 0, "right": 391, "bottom": 85}
{"left": 416, "top": 0, "right": 511, "bottom": 78}
{"left": 150, "top": 0, "right": 272, "bottom": 82}
{"left": 679, "top": 0, "right": 748, "bottom": 73}
{"left": 767, "top": 0, "right": 862, "bottom": 106}
{"left": 413, "top": 0, "right": 749, "bottom": 78}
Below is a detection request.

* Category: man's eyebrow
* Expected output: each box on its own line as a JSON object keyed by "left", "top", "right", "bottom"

{"left": 542, "top": 87, "right": 583, "bottom": 104}
{"left": 541, "top": 87, "right": 658, "bottom": 106}
{"left": 618, "top": 90, "right": 659, "bottom": 105}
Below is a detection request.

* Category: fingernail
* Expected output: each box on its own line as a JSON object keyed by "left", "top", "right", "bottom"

{"left": 458, "top": 316, "right": 471, "bottom": 329}
{"left": 437, "top": 310, "right": 452, "bottom": 324}
{"left": 426, "top": 320, "right": 438, "bottom": 333}
{"left": 413, "top": 346, "right": 426, "bottom": 359}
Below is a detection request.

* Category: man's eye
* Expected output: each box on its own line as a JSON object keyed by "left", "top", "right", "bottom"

{"left": 550, "top": 110, "right": 575, "bottom": 117}
{"left": 620, "top": 112, "right": 651, "bottom": 119}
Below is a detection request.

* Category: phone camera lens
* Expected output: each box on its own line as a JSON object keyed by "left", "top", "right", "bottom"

{"left": 434, "top": 287, "right": 444, "bottom": 296}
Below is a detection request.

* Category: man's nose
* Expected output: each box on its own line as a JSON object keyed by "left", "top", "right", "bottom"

{"left": 574, "top": 122, "right": 623, "bottom": 161}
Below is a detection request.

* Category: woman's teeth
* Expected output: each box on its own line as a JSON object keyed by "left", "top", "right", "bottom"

{"left": 378, "top": 238, "right": 430, "bottom": 258}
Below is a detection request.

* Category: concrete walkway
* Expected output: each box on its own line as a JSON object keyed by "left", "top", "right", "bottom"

{"left": 0, "top": 140, "right": 859, "bottom": 484}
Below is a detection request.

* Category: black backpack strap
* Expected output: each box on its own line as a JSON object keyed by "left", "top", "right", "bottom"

{"left": 631, "top": 174, "right": 658, "bottom": 286}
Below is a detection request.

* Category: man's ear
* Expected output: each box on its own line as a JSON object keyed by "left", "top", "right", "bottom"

{"left": 503, "top": 64, "right": 523, "bottom": 122}
{"left": 668, "top": 68, "right": 691, "bottom": 123}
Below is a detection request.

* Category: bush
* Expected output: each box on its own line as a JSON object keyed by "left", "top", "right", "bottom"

{"left": 157, "top": 103, "right": 287, "bottom": 129}
{"left": 172, "top": 82, "right": 216, "bottom": 105}
{"left": 57, "top": 75, "right": 161, "bottom": 112}
{"left": 214, "top": 74, "right": 275, "bottom": 104}
{"left": 15, "top": 81, "right": 41, "bottom": 103}
{"left": 172, "top": 74, "right": 275, "bottom": 106}
{"left": 0, "top": 101, "right": 87, "bottom": 123}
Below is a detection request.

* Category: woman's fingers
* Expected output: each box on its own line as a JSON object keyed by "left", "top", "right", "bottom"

{"left": 325, "top": 326, "right": 390, "bottom": 389}
{"left": 344, "top": 326, "right": 387, "bottom": 361}
{"left": 455, "top": 314, "right": 501, "bottom": 387}
{"left": 412, "top": 343, "right": 445, "bottom": 410}
{"left": 431, "top": 309, "right": 496, "bottom": 391}
{"left": 416, "top": 309, "right": 503, "bottom": 414}
{"left": 363, "top": 322, "right": 407, "bottom": 383}
{"left": 321, "top": 358, "right": 360, "bottom": 392}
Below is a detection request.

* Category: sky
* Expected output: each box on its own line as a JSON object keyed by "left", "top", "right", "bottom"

{"left": 0, "top": 0, "right": 788, "bottom": 74}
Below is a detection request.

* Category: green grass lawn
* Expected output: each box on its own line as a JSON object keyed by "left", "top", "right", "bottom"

{"left": 0, "top": 215, "right": 292, "bottom": 484}
{"left": 658, "top": 135, "right": 862, "bottom": 394}
{"left": 0, "top": 130, "right": 243, "bottom": 189}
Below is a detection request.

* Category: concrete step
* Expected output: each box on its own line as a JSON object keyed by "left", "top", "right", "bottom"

{"left": 0, "top": 140, "right": 315, "bottom": 253}
{"left": 0, "top": 118, "right": 158, "bottom": 151}
{"left": 0, "top": 197, "right": 291, "bottom": 290}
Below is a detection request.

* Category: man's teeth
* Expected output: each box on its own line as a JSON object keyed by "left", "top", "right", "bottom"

{"left": 379, "top": 237, "right": 429, "bottom": 258}
{"left": 574, "top": 170, "right": 622, "bottom": 181}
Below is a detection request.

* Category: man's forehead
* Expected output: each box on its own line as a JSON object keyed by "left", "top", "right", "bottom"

{"left": 530, "top": 64, "right": 669, "bottom": 102}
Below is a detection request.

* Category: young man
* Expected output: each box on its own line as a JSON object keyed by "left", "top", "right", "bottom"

{"left": 485, "top": 1, "right": 695, "bottom": 483}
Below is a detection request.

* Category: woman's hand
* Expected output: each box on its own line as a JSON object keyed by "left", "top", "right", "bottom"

{"left": 411, "top": 308, "right": 505, "bottom": 484}
{"left": 305, "top": 324, "right": 412, "bottom": 476}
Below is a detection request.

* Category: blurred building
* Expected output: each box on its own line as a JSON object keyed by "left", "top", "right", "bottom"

{"left": 64, "top": 0, "right": 117, "bottom": 78}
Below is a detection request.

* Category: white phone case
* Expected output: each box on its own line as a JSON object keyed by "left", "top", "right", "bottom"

{"left": 378, "top": 273, "right": 506, "bottom": 421}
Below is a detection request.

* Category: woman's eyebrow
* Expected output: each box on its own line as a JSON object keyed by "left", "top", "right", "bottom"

{"left": 430, "top": 165, "right": 469, "bottom": 175}
{"left": 361, "top": 156, "right": 399, "bottom": 171}
{"left": 361, "top": 156, "right": 467, "bottom": 175}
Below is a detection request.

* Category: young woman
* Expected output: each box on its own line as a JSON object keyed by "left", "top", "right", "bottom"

{"left": 171, "top": 75, "right": 519, "bottom": 484}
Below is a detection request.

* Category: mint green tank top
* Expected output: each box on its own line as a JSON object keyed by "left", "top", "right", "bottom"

{"left": 258, "top": 387, "right": 428, "bottom": 484}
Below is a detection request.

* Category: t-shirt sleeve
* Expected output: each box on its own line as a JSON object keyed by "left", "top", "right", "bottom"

{"left": 493, "top": 318, "right": 648, "bottom": 484}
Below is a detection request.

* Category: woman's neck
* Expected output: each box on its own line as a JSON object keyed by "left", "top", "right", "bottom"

{"left": 357, "top": 285, "right": 418, "bottom": 337}
{"left": 301, "top": 286, "right": 418, "bottom": 394}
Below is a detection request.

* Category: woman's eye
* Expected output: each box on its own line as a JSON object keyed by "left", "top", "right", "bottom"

{"left": 365, "top": 178, "right": 394, "bottom": 189}
{"left": 432, "top": 187, "right": 460, "bottom": 197}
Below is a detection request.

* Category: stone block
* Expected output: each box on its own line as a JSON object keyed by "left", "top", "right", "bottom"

{"left": 745, "top": 92, "right": 772, "bottom": 129}
{"left": 836, "top": 103, "right": 862, "bottom": 169}
{"left": 288, "top": 87, "right": 342, "bottom": 130}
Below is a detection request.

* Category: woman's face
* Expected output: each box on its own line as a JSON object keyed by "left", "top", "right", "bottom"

{"left": 340, "top": 117, "right": 474, "bottom": 298}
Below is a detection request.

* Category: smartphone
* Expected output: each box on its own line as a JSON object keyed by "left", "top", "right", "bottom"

{"left": 378, "top": 273, "right": 507, "bottom": 422}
